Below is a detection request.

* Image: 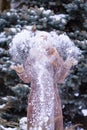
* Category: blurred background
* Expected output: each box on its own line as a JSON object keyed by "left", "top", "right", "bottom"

{"left": 0, "top": 0, "right": 87, "bottom": 130}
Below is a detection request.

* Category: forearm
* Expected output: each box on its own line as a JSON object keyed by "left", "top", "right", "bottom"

{"left": 17, "top": 71, "right": 30, "bottom": 83}
{"left": 57, "top": 66, "right": 69, "bottom": 84}
{"left": 10, "top": 64, "right": 31, "bottom": 83}
{"left": 57, "top": 57, "right": 78, "bottom": 84}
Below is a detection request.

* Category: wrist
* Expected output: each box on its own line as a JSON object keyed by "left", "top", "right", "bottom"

{"left": 16, "top": 71, "right": 23, "bottom": 74}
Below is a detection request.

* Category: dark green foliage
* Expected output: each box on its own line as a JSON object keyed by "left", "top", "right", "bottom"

{"left": 63, "top": 0, "right": 87, "bottom": 31}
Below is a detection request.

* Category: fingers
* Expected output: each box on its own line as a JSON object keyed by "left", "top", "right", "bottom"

{"left": 17, "top": 64, "right": 23, "bottom": 68}
{"left": 46, "top": 47, "right": 58, "bottom": 56}
{"left": 10, "top": 65, "right": 17, "bottom": 70}
{"left": 68, "top": 57, "right": 78, "bottom": 66}
{"left": 65, "top": 57, "right": 78, "bottom": 68}
{"left": 72, "top": 59, "right": 78, "bottom": 66}
{"left": 10, "top": 64, "right": 24, "bottom": 73}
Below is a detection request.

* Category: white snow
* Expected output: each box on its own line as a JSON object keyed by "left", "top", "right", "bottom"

{"left": 0, "top": 32, "right": 6, "bottom": 38}
{"left": 74, "top": 93, "right": 79, "bottom": 97}
{"left": 0, "top": 32, "right": 7, "bottom": 43}
{"left": 0, "top": 104, "right": 6, "bottom": 109}
{"left": 9, "top": 26, "right": 81, "bottom": 130}
{"left": 39, "top": 7, "right": 44, "bottom": 11}
{"left": 50, "top": 32, "right": 81, "bottom": 59}
{"left": 0, "top": 117, "right": 27, "bottom": 130}
{"left": 30, "top": 126, "right": 42, "bottom": 130}
{"left": 10, "top": 25, "right": 81, "bottom": 64}
{"left": 43, "top": 9, "right": 52, "bottom": 15}
{"left": 0, "top": 37, "right": 7, "bottom": 43}
{"left": 0, "top": 125, "right": 17, "bottom": 130}
{"left": 19, "top": 117, "right": 27, "bottom": 130}
{"left": 82, "top": 109, "right": 87, "bottom": 116}
{"left": 7, "top": 12, "right": 11, "bottom": 16}
{"left": 1, "top": 97, "right": 8, "bottom": 101}
{"left": 10, "top": 28, "right": 17, "bottom": 34}
{"left": 49, "top": 14, "right": 67, "bottom": 21}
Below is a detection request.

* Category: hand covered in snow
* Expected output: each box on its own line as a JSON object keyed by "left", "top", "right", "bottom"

{"left": 65, "top": 57, "right": 78, "bottom": 68}
{"left": 10, "top": 64, "right": 24, "bottom": 74}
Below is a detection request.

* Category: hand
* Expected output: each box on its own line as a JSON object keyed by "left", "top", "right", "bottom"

{"left": 65, "top": 57, "right": 78, "bottom": 68}
{"left": 10, "top": 64, "right": 24, "bottom": 74}
{"left": 46, "top": 47, "right": 58, "bottom": 56}
{"left": 69, "top": 57, "right": 78, "bottom": 66}
{"left": 46, "top": 47, "right": 59, "bottom": 67}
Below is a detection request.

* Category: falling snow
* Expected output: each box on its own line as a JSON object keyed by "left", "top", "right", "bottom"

{"left": 9, "top": 26, "right": 81, "bottom": 130}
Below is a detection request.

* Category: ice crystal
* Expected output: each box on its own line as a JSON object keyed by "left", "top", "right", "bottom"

{"left": 9, "top": 26, "right": 81, "bottom": 65}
